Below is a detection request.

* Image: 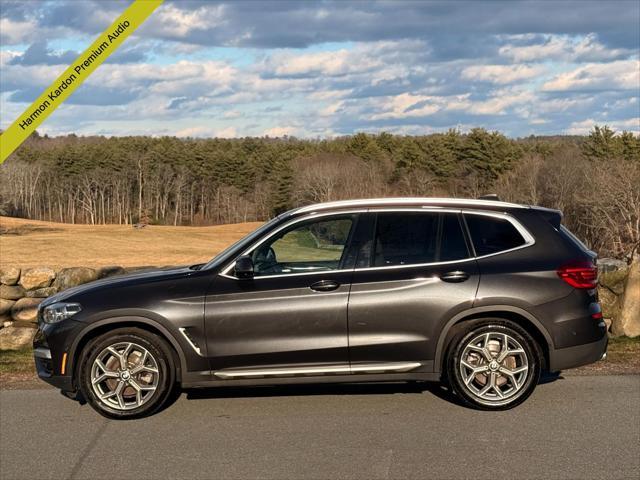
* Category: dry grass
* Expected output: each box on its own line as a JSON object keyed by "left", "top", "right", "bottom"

{"left": 571, "top": 336, "right": 640, "bottom": 375}
{"left": 0, "top": 216, "right": 263, "bottom": 269}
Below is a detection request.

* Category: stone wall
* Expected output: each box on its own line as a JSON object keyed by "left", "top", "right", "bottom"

{"left": 0, "top": 266, "right": 125, "bottom": 335}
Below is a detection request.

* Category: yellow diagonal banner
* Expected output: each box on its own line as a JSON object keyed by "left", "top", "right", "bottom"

{"left": 0, "top": 0, "right": 163, "bottom": 164}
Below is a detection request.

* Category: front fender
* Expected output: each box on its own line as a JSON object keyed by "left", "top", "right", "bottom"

{"left": 67, "top": 315, "right": 195, "bottom": 385}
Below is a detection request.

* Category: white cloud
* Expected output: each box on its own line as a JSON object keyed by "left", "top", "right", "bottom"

{"left": 565, "top": 118, "right": 640, "bottom": 135}
{"left": 0, "top": 50, "right": 20, "bottom": 65}
{"left": 466, "top": 89, "right": 536, "bottom": 115}
{"left": 461, "top": 64, "right": 547, "bottom": 84}
{"left": 499, "top": 34, "right": 632, "bottom": 62}
{"left": 363, "top": 86, "right": 537, "bottom": 122}
{"left": 223, "top": 110, "right": 242, "bottom": 119}
{"left": 319, "top": 101, "right": 344, "bottom": 117}
{"left": 368, "top": 93, "right": 440, "bottom": 121}
{"left": 174, "top": 125, "right": 244, "bottom": 138}
{"left": 262, "top": 126, "right": 296, "bottom": 137}
{"left": 0, "top": 17, "right": 38, "bottom": 44}
{"left": 175, "top": 126, "right": 212, "bottom": 137}
{"left": 542, "top": 60, "right": 640, "bottom": 91}
{"left": 145, "top": 3, "right": 225, "bottom": 38}
{"left": 0, "top": 63, "right": 68, "bottom": 91}
{"left": 175, "top": 126, "right": 238, "bottom": 138}
{"left": 309, "top": 89, "right": 352, "bottom": 100}
{"left": 264, "top": 48, "right": 382, "bottom": 78}
{"left": 535, "top": 97, "right": 587, "bottom": 113}
{"left": 215, "top": 126, "right": 238, "bottom": 138}
{"left": 259, "top": 40, "right": 425, "bottom": 81}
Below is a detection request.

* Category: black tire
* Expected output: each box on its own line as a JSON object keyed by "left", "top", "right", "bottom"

{"left": 446, "top": 319, "right": 541, "bottom": 410}
{"left": 78, "top": 327, "right": 176, "bottom": 420}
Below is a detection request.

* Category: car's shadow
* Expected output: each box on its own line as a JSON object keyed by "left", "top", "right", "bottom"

{"left": 184, "top": 381, "right": 449, "bottom": 401}
{"left": 170, "top": 371, "right": 563, "bottom": 410}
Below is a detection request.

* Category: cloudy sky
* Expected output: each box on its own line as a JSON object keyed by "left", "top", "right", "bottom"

{"left": 1, "top": 0, "right": 639, "bottom": 138}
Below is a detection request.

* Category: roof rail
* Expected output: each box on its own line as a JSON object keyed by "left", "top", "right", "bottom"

{"left": 295, "top": 197, "right": 526, "bottom": 214}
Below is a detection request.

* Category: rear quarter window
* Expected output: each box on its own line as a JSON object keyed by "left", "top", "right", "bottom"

{"left": 464, "top": 214, "right": 527, "bottom": 256}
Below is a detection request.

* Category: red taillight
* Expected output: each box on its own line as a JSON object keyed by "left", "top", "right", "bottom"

{"left": 557, "top": 261, "right": 598, "bottom": 289}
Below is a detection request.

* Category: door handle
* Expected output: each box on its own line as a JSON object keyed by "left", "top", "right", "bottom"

{"left": 310, "top": 280, "right": 340, "bottom": 292}
{"left": 440, "top": 271, "right": 470, "bottom": 283}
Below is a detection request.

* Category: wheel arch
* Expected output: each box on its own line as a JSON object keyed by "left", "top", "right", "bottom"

{"left": 69, "top": 316, "right": 186, "bottom": 387}
{"left": 434, "top": 305, "right": 553, "bottom": 375}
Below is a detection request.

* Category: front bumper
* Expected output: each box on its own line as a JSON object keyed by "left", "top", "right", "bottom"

{"left": 549, "top": 333, "right": 608, "bottom": 372}
{"left": 33, "top": 346, "right": 74, "bottom": 391}
{"left": 33, "top": 322, "right": 81, "bottom": 393}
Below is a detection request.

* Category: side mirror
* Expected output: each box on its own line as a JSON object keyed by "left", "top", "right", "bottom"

{"left": 234, "top": 255, "right": 254, "bottom": 279}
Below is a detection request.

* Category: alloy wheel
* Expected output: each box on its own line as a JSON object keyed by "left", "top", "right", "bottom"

{"left": 458, "top": 332, "right": 529, "bottom": 405}
{"left": 90, "top": 342, "right": 160, "bottom": 411}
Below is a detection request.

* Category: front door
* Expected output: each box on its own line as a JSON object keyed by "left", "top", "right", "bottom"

{"left": 347, "top": 210, "right": 480, "bottom": 373}
{"left": 204, "top": 213, "right": 358, "bottom": 378}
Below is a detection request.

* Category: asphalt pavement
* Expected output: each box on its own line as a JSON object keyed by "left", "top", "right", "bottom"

{"left": 1, "top": 375, "right": 639, "bottom": 480}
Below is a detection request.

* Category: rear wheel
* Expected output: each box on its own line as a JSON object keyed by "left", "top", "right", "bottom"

{"left": 446, "top": 320, "right": 541, "bottom": 410}
{"left": 79, "top": 328, "right": 175, "bottom": 419}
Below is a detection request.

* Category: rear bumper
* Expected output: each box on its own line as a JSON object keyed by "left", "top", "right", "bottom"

{"left": 549, "top": 334, "right": 608, "bottom": 372}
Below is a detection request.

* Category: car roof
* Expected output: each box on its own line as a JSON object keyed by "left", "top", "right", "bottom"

{"left": 293, "top": 197, "right": 529, "bottom": 215}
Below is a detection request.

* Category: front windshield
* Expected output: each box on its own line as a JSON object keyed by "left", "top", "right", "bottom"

{"left": 202, "top": 215, "right": 284, "bottom": 270}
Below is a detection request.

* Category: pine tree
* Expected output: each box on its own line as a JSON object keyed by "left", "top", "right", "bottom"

{"left": 618, "top": 131, "right": 640, "bottom": 163}
{"left": 269, "top": 158, "right": 294, "bottom": 216}
{"left": 582, "top": 125, "right": 619, "bottom": 160}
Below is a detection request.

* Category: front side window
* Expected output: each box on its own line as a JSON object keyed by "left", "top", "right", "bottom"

{"left": 368, "top": 212, "right": 469, "bottom": 267}
{"left": 250, "top": 215, "right": 355, "bottom": 276}
{"left": 464, "top": 214, "right": 527, "bottom": 256}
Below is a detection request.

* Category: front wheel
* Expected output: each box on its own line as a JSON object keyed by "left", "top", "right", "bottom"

{"left": 79, "top": 328, "right": 176, "bottom": 419}
{"left": 446, "top": 320, "right": 541, "bottom": 410}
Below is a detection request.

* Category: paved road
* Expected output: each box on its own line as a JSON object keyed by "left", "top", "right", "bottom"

{"left": 1, "top": 375, "right": 639, "bottom": 480}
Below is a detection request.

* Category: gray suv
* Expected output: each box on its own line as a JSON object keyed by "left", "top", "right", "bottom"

{"left": 34, "top": 198, "right": 607, "bottom": 418}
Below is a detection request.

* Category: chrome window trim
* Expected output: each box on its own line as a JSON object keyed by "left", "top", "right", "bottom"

{"left": 219, "top": 208, "right": 535, "bottom": 280}
{"left": 219, "top": 267, "right": 354, "bottom": 280}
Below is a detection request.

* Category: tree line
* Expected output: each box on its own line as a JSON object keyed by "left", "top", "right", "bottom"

{"left": 1, "top": 126, "right": 638, "bottom": 258}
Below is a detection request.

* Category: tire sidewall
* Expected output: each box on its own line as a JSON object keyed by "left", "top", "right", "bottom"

{"left": 79, "top": 328, "right": 175, "bottom": 419}
{"left": 447, "top": 319, "right": 541, "bottom": 410}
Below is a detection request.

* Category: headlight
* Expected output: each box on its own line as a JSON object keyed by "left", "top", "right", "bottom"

{"left": 42, "top": 302, "right": 82, "bottom": 324}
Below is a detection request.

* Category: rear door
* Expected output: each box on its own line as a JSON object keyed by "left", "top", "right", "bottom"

{"left": 347, "top": 209, "right": 479, "bottom": 373}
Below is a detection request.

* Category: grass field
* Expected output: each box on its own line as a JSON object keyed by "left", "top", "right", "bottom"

{"left": 0, "top": 216, "right": 262, "bottom": 269}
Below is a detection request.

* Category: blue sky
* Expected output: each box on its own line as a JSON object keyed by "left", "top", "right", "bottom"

{"left": 1, "top": 0, "right": 638, "bottom": 138}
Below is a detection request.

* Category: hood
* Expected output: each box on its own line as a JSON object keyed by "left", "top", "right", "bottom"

{"left": 42, "top": 265, "right": 195, "bottom": 306}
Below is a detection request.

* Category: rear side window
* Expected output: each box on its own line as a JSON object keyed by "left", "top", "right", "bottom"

{"left": 464, "top": 214, "right": 526, "bottom": 256}
{"left": 369, "top": 212, "right": 469, "bottom": 267}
